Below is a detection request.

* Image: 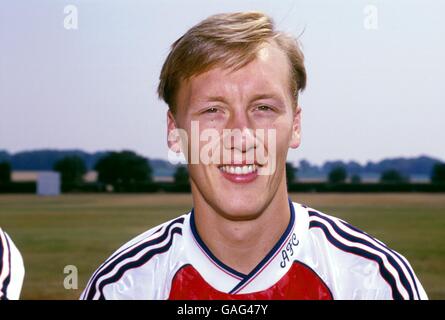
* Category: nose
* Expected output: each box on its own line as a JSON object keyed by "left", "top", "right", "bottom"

{"left": 223, "top": 110, "right": 256, "bottom": 153}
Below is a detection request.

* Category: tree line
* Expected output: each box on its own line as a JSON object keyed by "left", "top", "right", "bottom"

{"left": 0, "top": 152, "right": 444, "bottom": 191}
{"left": 286, "top": 162, "right": 445, "bottom": 184}
{"left": 0, "top": 151, "right": 188, "bottom": 186}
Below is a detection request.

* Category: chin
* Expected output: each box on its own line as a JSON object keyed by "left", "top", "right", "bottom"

{"left": 190, "top": 165, "right": 281, "bottom": 221}
{"left": 213, "top": 192, "right": 267, "bottom": 221}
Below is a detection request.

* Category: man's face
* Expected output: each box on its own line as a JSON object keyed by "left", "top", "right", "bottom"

{"left": 168, "top": 43, "right": 301, "bottom": 220}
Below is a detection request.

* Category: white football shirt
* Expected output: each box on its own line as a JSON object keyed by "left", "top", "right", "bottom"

{"left": 81, "top": 201, "right": 428, "bottom": 300}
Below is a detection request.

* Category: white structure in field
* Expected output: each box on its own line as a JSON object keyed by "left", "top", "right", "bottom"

{"left": 37, "top": 172, "right": 61, "bottom": 196}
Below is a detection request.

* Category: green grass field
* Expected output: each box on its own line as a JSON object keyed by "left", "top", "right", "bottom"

{"left": 0, "top": 193, "right": 444, "bottom": 300}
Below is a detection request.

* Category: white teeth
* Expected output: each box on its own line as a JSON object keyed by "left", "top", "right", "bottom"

{"left": 219, "top": 165, "right": 257, "bottom": 175}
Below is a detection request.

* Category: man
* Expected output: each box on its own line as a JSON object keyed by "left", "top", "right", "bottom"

{"left": 81, "top": 12, "right": 427, "bottom": 300}
{"left": 0, "top": 228, "right": 25, "bottom": 300}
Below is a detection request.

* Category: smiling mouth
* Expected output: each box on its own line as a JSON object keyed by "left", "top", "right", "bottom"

{"left": 217, "top": 164, "right": 262, "bottom": 183}
{"left": 218, "top": 164, "right": 258, "bottom": 175}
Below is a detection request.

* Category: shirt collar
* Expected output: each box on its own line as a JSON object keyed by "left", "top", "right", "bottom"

{"left": 183, "top": 200, "right": 308, "bottom": 294}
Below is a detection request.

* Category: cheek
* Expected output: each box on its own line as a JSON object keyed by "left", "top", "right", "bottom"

{"left": 181, "top": 123, "right": 224, "bottom": 168}
{"left": 265, "top": 118, "right": 294, "bottom": 151}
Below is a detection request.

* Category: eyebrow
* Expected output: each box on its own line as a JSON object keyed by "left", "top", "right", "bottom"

{"left": 202, "top": 93, "right": 283, "bottom": 104}
{"left": 248, "top": 93, "right": 282, "bottom": 103}
{"left": 203, "top": 95, "right": 228, "bottom": 103}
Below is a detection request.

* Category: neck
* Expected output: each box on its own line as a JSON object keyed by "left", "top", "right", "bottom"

{"left": 192, "top": 184, "right": 291, "bottom": 275}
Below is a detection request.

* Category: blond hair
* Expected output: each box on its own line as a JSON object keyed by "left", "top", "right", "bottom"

{"left": 157, "top": 11, "right": 306, "bottom": 113}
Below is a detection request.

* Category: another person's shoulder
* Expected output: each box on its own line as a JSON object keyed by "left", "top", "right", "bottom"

{"left": 80, "top": 214, "right": 188, "bottom": 300}
{"left": 111, "top": 214, "right": 187, "bottom": 254}
{"left": 297, "top": 204, "right": 427, "bottom": 300}
{"left": 0, "top": 227, "right": 25, "bottom": 300}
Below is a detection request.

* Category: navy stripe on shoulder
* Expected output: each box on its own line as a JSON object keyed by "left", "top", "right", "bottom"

{"left": 339, "top": 219, "right": 420, "bottom": 299}
{"left": 97, "top": 226, "right": 182, "bottom": 299}
{"left": 83, "top": 217, "right": 184, "bottom": 300}
{"left": 85, "top": 221, "right": 169, "bottom": 288}
{"left": 309, "top": 219, "right": 404, "bottom": 300}
{"left": 308, "top": 210, "right": 416, "bottom": 299}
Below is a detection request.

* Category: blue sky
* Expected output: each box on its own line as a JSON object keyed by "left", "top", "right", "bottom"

{"left": 0, "top": 0, "right": 444, "bottom": 165}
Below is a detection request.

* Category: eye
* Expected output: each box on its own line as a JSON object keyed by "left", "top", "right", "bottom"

{"left": 255, "top": 105, "right": 273, "bottom": 112}
{"left": 204, "top": 107, "right": 219, "bottom": 113}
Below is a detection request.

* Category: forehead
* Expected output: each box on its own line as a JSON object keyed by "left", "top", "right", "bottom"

{"left": 177, "top": 44, "right": 292, "bottom": 105}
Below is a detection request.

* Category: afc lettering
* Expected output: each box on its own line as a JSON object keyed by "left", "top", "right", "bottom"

{"left": 280, "top": 233, "right": 299, "bottom": 268}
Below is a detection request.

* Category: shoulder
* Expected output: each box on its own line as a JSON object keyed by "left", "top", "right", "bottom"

{"left": 0, "top": 228, "right": 25, "bottom": 300}
{"left": 300, "top": 206, "right": 427, "bottom": 300}
{"left": 80, "top": 214, "right": 187, "bottom": 300}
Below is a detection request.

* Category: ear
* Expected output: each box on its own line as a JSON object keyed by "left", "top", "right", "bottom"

{"left": 167, "top": 110, "right": 182, "bottom": 153}
{"left": 289, "top": 106, "right": 301, "bottom": 149}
